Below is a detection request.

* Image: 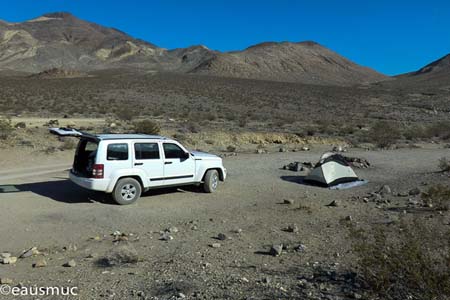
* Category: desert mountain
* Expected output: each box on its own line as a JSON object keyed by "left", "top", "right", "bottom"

{"left": 410, "top": 53, "right": 450, "bottom": 76}
{"left": 188, "top": 41, "right": 387, "bottom": 85}
{"left": 0, "top": 12, "right": 165, "bottom": 72}
{"left": 0, "top": 12, "right": 387, "bottom": 85}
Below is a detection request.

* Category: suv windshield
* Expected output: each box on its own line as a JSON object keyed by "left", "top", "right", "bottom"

{"left": 73, "top": 139, "right": 99, "bottom": 177}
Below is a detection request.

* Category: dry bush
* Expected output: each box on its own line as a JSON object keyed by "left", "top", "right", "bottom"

{"left": 438, "top": 157, "right": 450, "bottom": 172}
{"left": 349, "top": 219, "right": 450, "bottom": 300}
{"left": 426, "top": 121, "right": 450, "bottom": 140}
{"left": 421, "top": 184, "right": 450, "bottom": 210}
{"left": 59, "top": 138, "right": 77, "bottom": 150}
{"left": 366, "top": 121, "right": 401, "bottom": 148}
{"left": 0, "top": 118, "right": 14, "bottom": 140}
{"left": 133, "top": 119, "right": 160, "bottom": 135}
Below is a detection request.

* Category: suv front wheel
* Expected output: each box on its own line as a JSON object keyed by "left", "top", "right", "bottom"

{"left": 203, "top": 170, "right": 219, "bottom": 193}
{"left": 112, "top": 178, "right": 142, "bottom": 205}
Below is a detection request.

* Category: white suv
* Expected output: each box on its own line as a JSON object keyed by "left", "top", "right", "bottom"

{"left": 50, "top": 128, "right": 226, "bottom": 205}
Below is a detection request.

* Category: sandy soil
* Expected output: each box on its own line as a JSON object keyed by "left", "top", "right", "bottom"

{"left": 0, "top": 145, "right": 449, "bottom": 299}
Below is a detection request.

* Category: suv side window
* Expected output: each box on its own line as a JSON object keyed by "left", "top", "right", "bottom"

{"left": 163, "top": 143, "right": 186, "bottom": 159}
{"left": 107, "top": 143, "right": 129, "bottom": 160}
{"left": 135, "top": 143, "right": 160, "bottom": 160}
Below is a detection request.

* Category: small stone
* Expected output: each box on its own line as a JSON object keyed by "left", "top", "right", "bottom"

{"left": 327, "top": 200, "right": 339, "bottom": 207}
{"left": 33, "top": 258, "right": 47, "bottom": 268}
{"left": 210, "top": 243, "right": 221, "bottom": 248}
{"left": 352, "top": 292, "right": 362, "bottom": 299}
{"left": 286, "top": 224, "right": 299, "bottom": 233}
{"left": 256, "top": 149, "right": 265, "bottom": 154}
{"left": 270, "top": 244, "right": 283, "bottom": 256}
{"left": 0, "top": 253, "right": 11, "bottom": 259}
{"left": 262, "top": 277, "right": 271, "bottom": 284}
{"left": 279, "top": 147, "right": 287, "bottom": 152}
{"left": 64, "top": 259, "right": 77, "bottom": 267}
{"left": 241, "top": 277, "right": 249, "bottom": 283}
{"left": 0, "top": 278, "right": 13, "bottom": 285}
{"left": 217, "top": 233, "right": 227, "bottom": 241}
{"left": 379, "top": 185, "right": 392, "bottom": 195}
{"left": 166, "top": 226, "right": 179, "bottom": 233}
{"left": 409, "top": 187, "right": 421, "bottom": 196}
{"left": 20, "top": 247, "right": 39, "bottom": 258}
{"left": 178, "top": 293, "right": 186, "bottom": 298}
{"left": 345, "top": 216, "right": 353, "bottom": 222}
{"left": 295, "top": 244, "right": 306, "bottom": 252}
{"left": 283, "top": 199, "right": 294, "bottom": 205}
{"left": 159, "top": 233, "right": 173, "bottom": 241}
{"left": 233, "top": 228, "right": 243, "bottom": 234}
{"left": 2, "top": 257, "right": 17, "bottom": 264}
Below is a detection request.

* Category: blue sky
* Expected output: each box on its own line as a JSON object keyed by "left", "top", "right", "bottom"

{"left": 1, "top": 0, "right": 449, "bottom": 75}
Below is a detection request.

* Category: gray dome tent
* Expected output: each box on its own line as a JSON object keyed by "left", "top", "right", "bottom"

{"left": 305, "top": 152, "right": 359, "bottom": 186}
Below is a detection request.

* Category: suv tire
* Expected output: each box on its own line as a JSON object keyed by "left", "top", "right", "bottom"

{"left": 112, "top": 178, "right": 142, "bottom": 205}
{"left": 203, "top": 170, "right": 219, "bottom": 193}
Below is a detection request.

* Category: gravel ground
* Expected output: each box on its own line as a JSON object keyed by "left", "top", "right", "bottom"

{"left": 0, "top": 145, "right": 449, "bottom": 299}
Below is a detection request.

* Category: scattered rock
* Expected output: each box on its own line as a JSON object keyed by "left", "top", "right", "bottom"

{"left": 279, "top": 147, "right": 288, "bottom": 153}
{"left": 344, "top": 156, "right": 371, "bottom": 168}
{"left": 301, "top": 146, "right": 310, "bottom": 151}
{"left": 33, "top": 258, "right": 47, "bottom": 268}
{"left": 210, "top": 243, "right": 221, "bottom": 248}
{"left": 255, "top": 149, "right": 265, "bottom": 154}
{"left": 20, "top": 247, "right": 40, "bottom": 258}
{"left": 409, "top": 187, "right": 421, "bottom": 196}
{"left": 327, "top": 200, "right": 339, "bottom": 207}
{"left": 262, "top": 277, "right": 271, "bottom": 284}
{"left": 217, "top": 233, "right": 227, "bottom": 241}
{"left": 285, "top": 224, "right": 299, "bottom": 233}
{"left": 233, "top": 228, "right": 243, "bottom": 234}
{"left": 283, "top": 162, "right": 303, "bottom": 172}
{"left": 0, "top": 253, "right": 11, "bottom": 259}
{"left": 0, "top": 278, "right": 13, "bottom": 285}
{"left": 295, "top": 244, "right": 307, "bottom": 252}
{"left": 64, "top": 259, "right": 77, "bottom": 267}
{"left": 379, "top": 185, "right": 392, "bottom": 196}
{"left": 270, "top": 244, "right": 283, "bottom": 257}
{"left": 344, "top": 216, "right": 353, "bottom": 222}
{"left": 1, "top": 256, "right": 17, "bottom": 264}
{"left": 159, "top": 233, "right": 173, "bottom": 241}
{"left": 283, "top": 199, "right": 294, "bottom": 205}
{"left": 166, "top": 226, "right": 179, "bottom": 233}
{"left": 103, "top": 244, "right": 138, "bottom": 266}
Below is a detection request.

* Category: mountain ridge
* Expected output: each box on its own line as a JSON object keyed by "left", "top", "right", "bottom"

{"left": 0, "top": 11, "right": 387, "bottom": 85}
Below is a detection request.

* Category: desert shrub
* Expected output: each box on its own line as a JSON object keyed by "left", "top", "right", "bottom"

{"left": 426, "top": 121, "right": 450, "bottom": 140}
{"left": 0, "top": 118, "right": 14, "bottom": 140}
{"left": 133, "top": 119, "right": 160, "bottom": 135}
{"left": 115, "top": 108, "right": 135, "bottom": 121}
{"left": 59, "top": 138, "right": 77, "bottom": 150}
{"left": 421, "top": 184, "right": 450, "bottom": 210}
{"left": 349, "top": 219, "right": 450, "bottom": 300}
{"left": 438, "top": 157, "right": 450, "bottom": 172}
{"left": 15, "top": 122, "right": 26, "bottom": 129}
{"left": 367, "top": 121, "right": 401, "bottom": 148}
{"left": 403, "top": 124, "right": 428, "bottom": 140}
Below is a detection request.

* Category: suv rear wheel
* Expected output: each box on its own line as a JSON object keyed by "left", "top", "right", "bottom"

{"left": 112, "top": 178, "right": 142, "bottom": 205}
{"left": 203, "top": 170, "right": 219, "bottom": 193}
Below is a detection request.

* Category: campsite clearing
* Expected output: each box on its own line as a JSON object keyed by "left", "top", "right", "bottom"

{"left": 0, "top": 144, "right": 448, "bottom": 298}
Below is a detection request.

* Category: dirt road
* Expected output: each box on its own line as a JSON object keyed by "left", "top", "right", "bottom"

{"left": 0, "top": 146, "right": 448, "bottom": 299}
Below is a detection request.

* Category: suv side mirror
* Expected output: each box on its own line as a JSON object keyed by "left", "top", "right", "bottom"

{"left": 182, "top": 152, "right": 190, "bottom": 159}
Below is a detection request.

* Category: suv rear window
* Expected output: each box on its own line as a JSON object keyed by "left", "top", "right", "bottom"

{"left": 135, "top": 143, "right": 160, "bottom": 160}
{"left": 107, "top": 144, "right": 128, "bottom": 160}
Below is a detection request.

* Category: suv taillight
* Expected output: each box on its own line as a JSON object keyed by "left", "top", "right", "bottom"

{"left": 92, "top": 164, "right": 104, "bottom": 179}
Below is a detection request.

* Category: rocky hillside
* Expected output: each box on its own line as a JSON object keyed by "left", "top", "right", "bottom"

{"left": 0, "top": 12, "right": 165, "bottom": 72}
{"left": 189, "top": 41, "right": 387, "bottom": 85}
{"left": 411, "top": 53, "right": 450, "bottom": 76}
{"left": 0, "top": 12, "right": 387, "bottom": 85}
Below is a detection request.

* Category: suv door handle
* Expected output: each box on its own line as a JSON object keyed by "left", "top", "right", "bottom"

{"left": 134, "top": 163, "right": 143, "bottom": 166}
{"left": 164, "top": 161, "right": 173, "bottom": 165}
